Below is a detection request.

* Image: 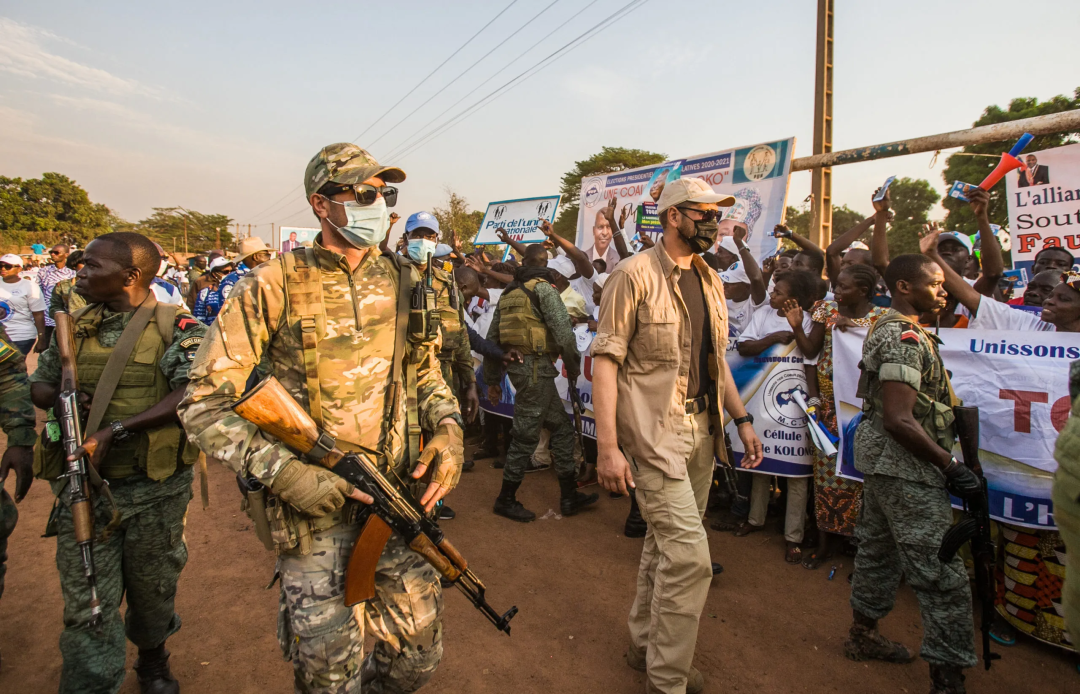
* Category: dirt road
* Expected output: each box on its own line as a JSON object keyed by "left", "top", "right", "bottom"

{"left": 1, "top": 442, "right": 1076, "bottom": 693}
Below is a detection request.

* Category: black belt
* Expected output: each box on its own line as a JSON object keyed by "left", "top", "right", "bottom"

{"left": 685, "top": 393, "right": 709, "bottom": 415}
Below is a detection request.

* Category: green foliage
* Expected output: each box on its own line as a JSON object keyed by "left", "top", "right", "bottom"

{"left": 781, "top": 203, "right": 864, "bottom": 250}
{"left": 0, "top": 173, "right": 113, "bottom": 244}
{"left": 135, "top": 208, "right": 234, "bottom": 252}
{"left": 431, "top": 188, "right": 483, "bottom": 254}
{"left": 553, "top": 146, "right": 667, "bottom": 240}
{"left": 942, "top": 88, "right": 1080, "bottom": 235}
{"left": 886, "top": 177, "right": 940, "bottom": 256}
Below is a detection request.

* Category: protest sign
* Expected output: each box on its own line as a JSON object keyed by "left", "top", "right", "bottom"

{"left": 473, "top": 195, "right": 561, "bottom": 246}
{"left": 833, "top": 327, "right": 1079, "bottom": 530}
{"left": 1006, "top": 141, "right": 1080, "bottom": 275}
{"left": 574, "top": 138, "right": 794, "bottom": 271}
{"left": 279, "top": 226, "right": 318, "bottom": 252}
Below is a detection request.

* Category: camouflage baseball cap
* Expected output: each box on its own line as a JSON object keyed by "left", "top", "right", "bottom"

{"left": 303, "top": 143, "right": 406, "bottom": 199}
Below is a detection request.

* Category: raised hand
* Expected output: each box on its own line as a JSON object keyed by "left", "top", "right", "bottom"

{"left": 919, "top": 223, "right": 942, "bottom": 256}
{"left": 539, "top": 220, "right": 555, "bottom": 237}
{"left": 872, "top": 187, "right": 891, "bottom": 213}
{"left": 619, "top": 203, "right": 632, "bottom": 228}
{"left": 772, "top": 224, "right": 791, "bottom": 239}
{"left": 734, "top": 224, "right": 748, "bottom": 245}
{"left": 781, "top": 299, "right": 803, "bottom": 330}
{"left": 762, "top": 256, "right": 777, "bottom": 277}
{"left": 603, "top": 195, "right": 619, "bottom": 229}
{"left": 967, "top": 186, "right": 990, "bottom": 220}
{"left": 637, "top": 233, "right": 655, "bottom": 249}
{"left": 388, "top": 212, "right": 401, "bottom": 226}
{"left": 496, "top": 227, "right": 510, "bottom": 243}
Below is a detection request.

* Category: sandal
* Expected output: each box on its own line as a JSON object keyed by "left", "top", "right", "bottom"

{"left": 734, "top": 521, "right": 764, "bottom": 537}
{"left": 785, "top": 544, "right": 803, "bottom": 564}
{"left": 710, "top": 513, "right": 743, "bottom": 532}
{"left": 802, "top": 551, "right": 829, "bottom": 570}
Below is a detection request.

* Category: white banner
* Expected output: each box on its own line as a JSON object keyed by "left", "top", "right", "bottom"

{"left": 1007, "top": 141, "right": 1080, "bottom": 277}
{"left": 833, "top": 326, "right": 1080, "bottom": 530}
{"left": 473, "top": 195, "right": 561, "bottom": 246}
{"left": 574, "top": 138, "right": 794, "bottom": 272}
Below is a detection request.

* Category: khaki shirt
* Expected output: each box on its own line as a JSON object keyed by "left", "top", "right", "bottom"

{"left": 592, "top": 240, "right": 729, "bottom": 479}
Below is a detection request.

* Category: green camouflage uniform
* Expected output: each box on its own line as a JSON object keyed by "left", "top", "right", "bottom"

{"left": 179, "top": 237, "right": 460, "bottom": 694}
{"left": 30, "top": 302, "right": 205, "bottom": 694}
{"left": 407, "top": 258, "right": 473, "bottom": 396}
{"left": 850, "top": 312, "right": 976, "bottom": 668}
{"left": 484, "top": 277, "right": 579, "bottom": 485}
{"left": 1052, "top": 359, "right": 1080, "bottom": 641}
{"left": 0, "top": 324, "right": 38, "bottom": 600}
{"left": 48, "top": 277, "right": 87, "bottom": 323}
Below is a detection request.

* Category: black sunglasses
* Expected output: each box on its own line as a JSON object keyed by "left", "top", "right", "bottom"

{"left": 675, "top": 206, "right": 718, "bottom": 222}
{"left": 321, "top": 183, "right": 398, "bottom": 208}
{"left": 0, "top": 263, "right": 20, "bottom": 270}
{"left": 49, "top": 249, "right": 63, "bottom": 255}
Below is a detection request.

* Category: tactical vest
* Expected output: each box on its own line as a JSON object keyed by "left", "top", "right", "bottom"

{"left": 436, "top": 283, "right": 464, "bottom": 357}
{"left": 858, "top": 313, "right": 957, "bottom": 451}
{"left": 499, "top": 279, "right": 557, "bottom": 355}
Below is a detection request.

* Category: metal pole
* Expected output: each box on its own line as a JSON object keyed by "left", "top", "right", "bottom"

{"left": 810, "top": 0, "right": 834, "bottom": 249}
{"left": 183, "top": 217, "right": 188, "bottom": 254}
{"left": 793, "top": 109, "right": 1080, "bottom": 171}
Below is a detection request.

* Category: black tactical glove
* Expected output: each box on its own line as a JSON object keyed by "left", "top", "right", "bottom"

{"left": 942, "top": 458, "right": 982, "bottom": 500}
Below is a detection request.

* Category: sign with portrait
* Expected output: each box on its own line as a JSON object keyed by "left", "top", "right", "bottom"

{"left": 279, "top": 227, "right": 319, "bottom": 253}
{"left": 472, "top": 195, "right": 561, "bottom": 246}
{"left": 1006, "top": 142, "right": 1080, "bottom": 275}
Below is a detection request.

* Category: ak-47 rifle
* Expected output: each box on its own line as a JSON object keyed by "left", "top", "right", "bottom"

{"left": 938, "top": 405, "right": 1000, "bottom": 670}
{"left": 54, "top": 311, "right": 104, "bottom": 631}
{"left": 233, "top": 376, "right": 517, "bottom": 634}
{"left": 568, "top": 384, "right": 592, "bottom": 482}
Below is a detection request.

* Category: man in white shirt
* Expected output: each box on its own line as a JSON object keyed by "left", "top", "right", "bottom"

{"left": 719, "top": 226, "right": 769, "bottom": 337}
{"left": 0, "top": 254, "right": 47, "bottom": 354}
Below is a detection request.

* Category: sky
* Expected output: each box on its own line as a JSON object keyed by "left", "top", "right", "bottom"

{"left": 1, "top": 0, "right": 1078, "bottom": 248}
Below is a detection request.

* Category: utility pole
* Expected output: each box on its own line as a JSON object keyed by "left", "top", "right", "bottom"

{"left": 183, "top": 217, "right": 188, "bottom": 254}
{"left": 215, "top": 226, "right": 221, "bottom": 250}
{"left": 810, "top": 0, "right": 834, "bottom": 249}
{"left": 271, "top": 222, "right": 275, "bottom": 251}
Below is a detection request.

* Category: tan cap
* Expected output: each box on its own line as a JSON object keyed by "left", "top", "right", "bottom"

{"left": 236, "top": 236, "right": 271, "bottom": 262}
{"left": 656, "top": 177, "right": 736, "bottom": 214}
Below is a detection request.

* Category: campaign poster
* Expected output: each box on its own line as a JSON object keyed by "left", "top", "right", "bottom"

{"left": 473, "top": 195, "right": 561, "bottom": 246}
{"left": 279, "top": 226, "right": 318, "bottom": 253}
{"left": 574, "top": 138, "right": 794, "bottom": 271}
{"left": 834, "top": 327, "right": 1079, "bottom": 530}
{"left": 1007, "top": 142, "right": 1080, "bottom": 275}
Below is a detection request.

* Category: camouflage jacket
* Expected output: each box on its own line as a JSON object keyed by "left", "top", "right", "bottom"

{"left": 47, "top": 277, "right": 86, "bottom": 323}
{"left": 405, "top": 257, "right": 474, "bottom": 386}
{"left": 0, "top": 324, "right": 37, "bottom": 448}
{"left": 484, "top": 278, "right": 580, "bottom": 385}
{"left": 178, "top": 240, "right": 460, "bottom": 485}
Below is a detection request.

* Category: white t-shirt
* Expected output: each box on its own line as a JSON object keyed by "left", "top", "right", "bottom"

{"left": 726, "top": 295, "right": 769, "bottom": 338}
{"left": 152, "top": 280, "right": 188, "bottom": 310}
{"left": 470, "top": 289, "right": 502, "bottom": 340}
{"left": 0, "top": 279, "right": 46, "bottom": 341}
{"left": 969, "top": 295, "right": 1055, "bottom": 332}
{"left": 570, "top": 273, "right": 596, "bottom": 314}
{"left": 738, "top": 306, "right": 818, "bottom": 363}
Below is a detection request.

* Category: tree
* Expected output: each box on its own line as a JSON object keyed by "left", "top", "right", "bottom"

{"left": 431, "top": 188, "right": 484, "bottom": 254}
{"left": 886, "top": 177, "right": 940, "bottom": 257}
{"left": 0, "top": 172, "right": 113, "bottom": 243}
{"left": 784, "top": 203, "right": 864, "bottom": 243}
{"left": 554, "top": 146, "right": 667, "bottom": 240}
{"left": 942, "top": 88, "right": 1080, "bottom": 235}
{"left": 136, "top": 208, "right": 233, "bottom": 252}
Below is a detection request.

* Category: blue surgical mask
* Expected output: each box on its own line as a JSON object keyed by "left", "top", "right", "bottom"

{"left": 407, "top": 238, "right": 437, "bottom": 263}
{"left": 324, "top": 196, "right": 389, "bottom": 248}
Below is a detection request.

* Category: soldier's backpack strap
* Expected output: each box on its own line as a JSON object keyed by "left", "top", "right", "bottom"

{"left": 281, "top": 248, "right": 326, "bottom": 429}
{"left": 155, "top": 302, "right": 178, "bottom": 347}
{"left": 395, "top": 259, "right": 422, "bottom": 466}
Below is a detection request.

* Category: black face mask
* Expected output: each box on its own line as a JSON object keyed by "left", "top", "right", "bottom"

{"left": 680, "top": 216, "right": 719, "bottom": 254}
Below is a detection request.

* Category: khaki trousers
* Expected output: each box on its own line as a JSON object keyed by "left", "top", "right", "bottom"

{"left": 747, "top": 474, "right": 808, "bottom": 543}
{"left": 628, "top": 410, "right": 714, "bottom": 694}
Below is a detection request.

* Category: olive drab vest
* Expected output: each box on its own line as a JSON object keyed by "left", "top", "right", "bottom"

{"left": 499, "top": 279, "right": 557, "bottom": 355}
{"left": 857, "top": 313, "right": 958, "bottom": 451}
{"left": 74, "top": 303, "right": 194, "bottom": 480}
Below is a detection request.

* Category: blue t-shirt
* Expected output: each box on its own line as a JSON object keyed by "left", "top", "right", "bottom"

{"left": 31, "top": 243, "right": 46, "bottom": 255}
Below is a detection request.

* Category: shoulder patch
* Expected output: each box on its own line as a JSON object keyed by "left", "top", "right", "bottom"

{"left": 177, "top": 317, "right": 200, "bottom": 331}
{"left": 179, "top": 336, "right": 202, "bottom": 350}
{"left": 900, "top": 329, "right": 920, "bottom": 345}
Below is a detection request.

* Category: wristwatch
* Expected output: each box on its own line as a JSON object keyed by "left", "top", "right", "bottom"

{"left": 733, "top": 414, "right": 754, "bottom": 427}
{"left": 736, "top": 241, "right": 751, "bottom": 253}
{"left": 110, "top": 420, "right": 133, "bottom": 443}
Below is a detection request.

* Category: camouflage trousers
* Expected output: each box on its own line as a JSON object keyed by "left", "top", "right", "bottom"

{"left": 849, "top": 473, "right": 977, "bottom": 668}
{"left": 504, "top": 372, "right": 574, "bottom": 485}
{"left": 0, "top": 487, "right": 17, "bottom": 600}
{"left": 56, "top": 465, "right": 194, "bottom": 694}
{"left": 277, "top": 521, "right": 443, "bottom": 694}
{"left": 1052, "top": 470, "right": 1080, "bottom": 642}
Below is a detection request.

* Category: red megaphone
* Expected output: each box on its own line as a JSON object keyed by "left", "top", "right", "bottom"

{"left": 978, "top": 153, "right": 1026, "bottom": 190}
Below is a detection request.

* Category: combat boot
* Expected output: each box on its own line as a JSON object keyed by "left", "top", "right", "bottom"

{"left": 624, "top": 495, "right": 647, "bottom": 538}
{"left": 559, "top": 475, "right": 598, "bottom": 516}
{"left": 625, "top": 643, "right": 704, "bottom": 694}
{"left": 928, "top": 664, "right": 966, "bottom": 694}
{"left": 493, "top": 480, "right": 536, "bottom": 522}
{"left": 843, "top": 610, "right": 916, "bottom": 663}
{"left": 134, "top": 643, "right": 180, "bottom": 694}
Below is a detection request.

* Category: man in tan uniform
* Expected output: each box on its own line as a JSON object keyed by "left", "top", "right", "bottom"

{"left": 593, "top": 177, "right": 763, "bottom": 694}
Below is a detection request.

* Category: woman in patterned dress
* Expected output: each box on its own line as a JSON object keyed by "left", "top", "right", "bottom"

{"left": 801, "top": 264, "right": 887, "bottom": 569}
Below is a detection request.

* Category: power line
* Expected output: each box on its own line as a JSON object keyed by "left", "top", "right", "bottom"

{"left": 379, "top": 0, "right": 602, "bottom": 162}
{"left": 242, "top": 0, "right": 520, "bottom": 225}
{"left": 365, "top": 0, "right": 563, "bottom": 151}
{"left": 388, "top": 0, "right": 649, "bottom": 163}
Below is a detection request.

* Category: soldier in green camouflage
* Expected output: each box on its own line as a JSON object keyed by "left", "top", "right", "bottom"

{"left": 179, "top": 143, "right": 465, "bottom": 694}
{"left": 847, "top": 255, "right": 982, "bottom": 694}
{"left": 48, "top": 249, "right": 87, "bottom": 322}
{"left": 1054, "top": 359, "right": 1080, "bottom": 643}
{"left": 0, "top": 322, "right": 37, "bottom": 603}
{"left": 29, "top": 232, "right": 206, "bottom": 694}
{"left": 484, "top": 243, "right": 597, "bottom": 522}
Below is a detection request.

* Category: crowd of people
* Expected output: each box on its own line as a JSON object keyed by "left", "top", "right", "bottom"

{"left": 0, "top": 140, "right": 1077, "bottom": 694}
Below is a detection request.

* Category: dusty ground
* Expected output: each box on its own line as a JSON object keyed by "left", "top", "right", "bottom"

{"left": 1, "top": 397, "right": 1077, "bottom": 692}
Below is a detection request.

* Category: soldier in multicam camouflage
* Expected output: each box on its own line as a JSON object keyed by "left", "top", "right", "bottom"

{"left": 0, "top": 322, "right": 38, "bottom": 606}
{"left": 847, "top": 255, "right": 980, "bottom": 694}
{"left": 179, "top": 143, "right": 465, "bottom": 694}
{"left": 29, "top": 232, "right": 206, "bottom": 694}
